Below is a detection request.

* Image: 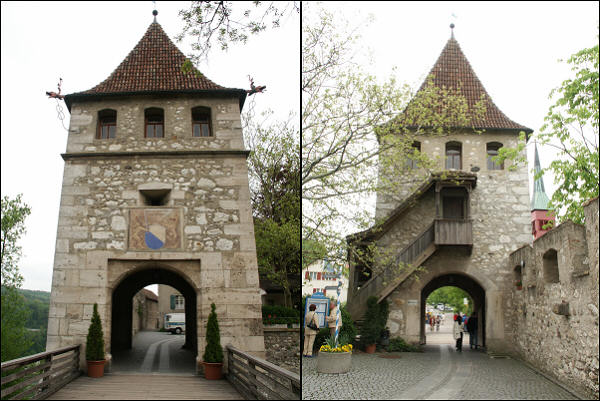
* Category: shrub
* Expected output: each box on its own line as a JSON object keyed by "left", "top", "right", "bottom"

{"left": 86, "top": 303, "right": 105, "bottom": 361}
{"left": 386, "top": 337, "right": 421, "bottom": 352}
{"left": 262, "top": 305, "right": 300, "bottom": 325}
{"left": 359, "top": 297, "right": 382, "bottom": 347}
{"left": 203, "top": 303, "right": 223, "bottom": 363}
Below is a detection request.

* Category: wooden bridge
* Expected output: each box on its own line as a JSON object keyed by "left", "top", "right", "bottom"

{"left": 1, "top": 345, "right": 300, "bottom": 400}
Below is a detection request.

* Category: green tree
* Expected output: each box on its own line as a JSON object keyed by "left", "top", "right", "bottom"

{"left": 426, "top": 286, "right": 472, "bottom": 314}
{"left": 245, "top": 103, "right": 301, "bottom": 308}
{"left": 203, "top": 303, "right": 223, "bottom": 363}
{"left": 497, "top": 37, "right": 599, "bottom": 224}
{"left": 86, "top": 303, "right": 105, "bottom": 361}
{"left": 1, "top": 194, "right": 32, "bottom": 362}
{"left": 177, "top": 1, "right": 298, "bottom": 64}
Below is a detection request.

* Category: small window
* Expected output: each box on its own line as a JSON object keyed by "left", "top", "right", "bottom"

{"left": 406, "top": 141, "right": 421, "bottom": 169}
{"left": 174, "top": 295, "right": 185, "bottom": 309}
{"left": 445, "top": 142, "right": 462, "bottom": 170}
{"left": 97, "top": 109, "right": 117, "bottom": 139}
{"left": 192, "top": 106, "right": 212, "bottom": 137}
{"left": 140, "top": 189, "right": 170, "bottom": 206}
{"left": 487, "top": 142, "right": 504, "bottom": 170}
{"left": 543, "top": 249, "right": 559, "bottom": 283}
{"left": 145, "top": 108, "right": 164, "bottom": 138}
{"left": 514, "top": 265, "right": 522, "bottom": 289}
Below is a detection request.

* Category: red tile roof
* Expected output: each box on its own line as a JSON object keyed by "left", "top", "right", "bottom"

{"left": 406, "top": 36, "right": 532, "bottom": 133}
{"left": 65, "top": 22, "right": 246, "bottom": 109}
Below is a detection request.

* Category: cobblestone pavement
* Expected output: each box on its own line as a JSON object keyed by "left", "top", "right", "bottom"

{"left": 111, "top": 330, "right": 196, "bottom": 375}
{"left": 302, "top": 344, "right": 579, "bottom": 400}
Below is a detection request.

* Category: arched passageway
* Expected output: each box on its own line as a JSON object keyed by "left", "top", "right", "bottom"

{"left": 420, "top": 273, "right": 485, "bottom": 347}
{"left": 111, "top": 267, "right": 198, "bottom": 354}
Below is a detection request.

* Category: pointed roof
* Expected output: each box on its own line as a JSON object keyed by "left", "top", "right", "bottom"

{"left": 405, "top": 31, "right": 532, "bottom": 135}
{"left": 65, "top": 21, "right": 246, "bottom": 110}
{"left": 531, "top": 144, "right": 551, "bottom": 211}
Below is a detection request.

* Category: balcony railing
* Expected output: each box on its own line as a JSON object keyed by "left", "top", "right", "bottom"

{"left": 434, "top": 219, "right": 472, "bottom": 246}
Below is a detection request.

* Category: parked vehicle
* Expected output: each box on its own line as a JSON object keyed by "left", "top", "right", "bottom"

{"left": 165, "top": 313, "right": 185, "bottom": 334}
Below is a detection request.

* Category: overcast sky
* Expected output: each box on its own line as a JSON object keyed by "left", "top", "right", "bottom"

{"left": 1, "top": 2, "right": 597, "bottom": 292}
{"left": 1, "top": 1, "right": 299, "bottom": 292}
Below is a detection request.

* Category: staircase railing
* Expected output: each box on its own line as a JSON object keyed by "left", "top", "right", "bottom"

{"left": 349, "top": 222, "right": 436, "bottom": 319}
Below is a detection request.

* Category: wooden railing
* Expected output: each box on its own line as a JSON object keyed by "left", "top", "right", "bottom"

{"left": 348, "top": 222, "right": 436, "bottom": 320}
{"left": 226, "top": 345, "right": 300, "bottom": 400}
{"left": 434, "top": 219, "right": 472, "bottom": 245}
{"left": 1, "top": 345, "right": 80, "bottom": 400}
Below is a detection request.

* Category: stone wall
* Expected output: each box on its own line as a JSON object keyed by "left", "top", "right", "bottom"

{"left": 47, "top": 95, "right": 265, "bottom": 373}
{"left": 506, "top": 197, "right": 599, "bottom": 399}
{"left": 263, "top": 328, "right": 300, "bottom": 374}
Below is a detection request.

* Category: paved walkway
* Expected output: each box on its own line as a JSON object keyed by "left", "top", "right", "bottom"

{"left": 302, "top": 345, "right": 578, "bottom": 399}
{"left": 111, "top": 331, "right": 196, "bottom": 374}
{"left": 47, "top": 374, "right": 243, "bottom": 400}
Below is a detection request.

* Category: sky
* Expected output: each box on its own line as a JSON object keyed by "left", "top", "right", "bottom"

{"left": 1, "top": 1, "right": 597, "bottom": 292}
{"left": 0, "top": 1, "right": 299, "bottom": 292}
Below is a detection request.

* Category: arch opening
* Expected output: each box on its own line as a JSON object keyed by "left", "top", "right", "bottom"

{"left": 111, "top": 267, "right": 198, "bottom": 374}
{"left": 420, "top": 273, "right": 486, "bottom": 348}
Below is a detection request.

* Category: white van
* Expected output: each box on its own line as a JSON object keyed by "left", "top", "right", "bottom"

{"left": 164, "top": 313, "right": 185, "bottom": 334}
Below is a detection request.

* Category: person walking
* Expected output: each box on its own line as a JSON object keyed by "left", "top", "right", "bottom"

{"left": 453, "top": 314, "right": 464, "bottom": 351}
{"left": 326, "top": 301, "right": 342, "bottom": 338}
{"left": 303, "top": 304, "right": 319, "bottom": 357}
{"left": 466, "top": 311, "right": 478, "bottom": 349}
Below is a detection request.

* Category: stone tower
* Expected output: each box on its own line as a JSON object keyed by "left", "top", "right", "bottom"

{"left": 530, "top": 144, "right": 555, "bottom": 239}
{"left": 46, "top": 14, "right": 265, "bottom": 373}
{"left": 347, "top": 26, "right": 534, "bottom": 351}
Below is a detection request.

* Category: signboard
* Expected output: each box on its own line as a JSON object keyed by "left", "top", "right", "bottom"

{"left": 304, "top": 292, "right": 330, "bottom": 329}
{"left": 407, "top": 299, "right": 418, "bottom": 306}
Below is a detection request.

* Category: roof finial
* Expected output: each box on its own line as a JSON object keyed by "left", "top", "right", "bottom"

{"left": 450, "top": 23, "right": 455, "bottom": 39}
{"left": 152, "top": 0, "right": 158, "bottom": 23}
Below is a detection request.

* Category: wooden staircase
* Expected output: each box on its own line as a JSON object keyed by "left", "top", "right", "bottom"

{"left": 347, "top": 222, "right": 437, "bottom": 321}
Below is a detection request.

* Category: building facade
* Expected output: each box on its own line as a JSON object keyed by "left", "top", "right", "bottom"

{"left": 157, "top": 284, "right": 185, "bottom": 328}
{"left": 46, "top": 14, "right": 265, "bottom": 373}
{"left": 302, "top": 260, "right": 348, "bottom": 303}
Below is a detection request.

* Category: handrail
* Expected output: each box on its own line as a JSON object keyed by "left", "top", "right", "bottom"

{"left": 1, "top": 344, "right": 81, "bottom": 400}
{"left": 357, "top": 221, "right": 435, "bottom": 295}
{"left": 226, "top": 345, "right": 300, "bottom": 400}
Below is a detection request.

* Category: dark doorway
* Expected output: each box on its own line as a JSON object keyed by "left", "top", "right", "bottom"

{"left": 420, "top": 273, "right": 485, "bottom": 348}
{"left": 111, "top": 267, "right": 197, "bottom": 354}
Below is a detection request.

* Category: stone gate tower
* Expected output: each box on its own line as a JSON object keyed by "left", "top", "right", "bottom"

{"left": 46, "top": 13, "right": 265, "bottom": 372}
{"left": 347, "top": 26, "right": 534, "bottom": 351}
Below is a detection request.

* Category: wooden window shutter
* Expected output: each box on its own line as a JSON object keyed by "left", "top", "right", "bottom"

{"left": 170, "top": 295, "right": 175, "bottom": 309}
{"left": 305, "top": 271, "right": 309, "bottom": 279}
{"left": 317, "top": 272, "right": 322, "bottom": 280}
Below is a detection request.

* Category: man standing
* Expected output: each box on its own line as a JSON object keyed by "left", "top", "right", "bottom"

{"left": 466, "top": 311, "right": 478, "bottom": 349}
{"left": 326, "top": 300, "right": 342, "bottom": 338}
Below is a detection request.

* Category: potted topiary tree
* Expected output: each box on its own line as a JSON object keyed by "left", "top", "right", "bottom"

{"left": 360, "top": 297, "right": 381, "bottom": 354}
{"left": 203, "top": 303, "right": 224, "bottom": 380}
{"left": 86, "top": 303, "right": 106, "bottom": 378}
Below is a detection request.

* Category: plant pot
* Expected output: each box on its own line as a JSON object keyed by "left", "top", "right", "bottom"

{"left": 203, "top": 362, "right": 223, "bottom": 380}
{"left": 87, "top": 360, "right": 106, "bottom": 378}
{"left": 365, "top": 344, "right": 376, "bottom": 354}
{"left": 317, "top": 351, "right": 351, "bottom": 374}
{"left": 516, "top": 285, "right": 522, "bottom": 290}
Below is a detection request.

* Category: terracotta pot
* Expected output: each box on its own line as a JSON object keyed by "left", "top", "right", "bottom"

{"left": 87, "top": 360, "right": 106, "bottom": 378}
{"left": 203, "top": 362, "right": 223, "bottom": 380}
{"left": 317, "top": 351, "right": 352, "bottom": 374}
{"left": 365, "top": 344, "right": 376, "bottom": 354}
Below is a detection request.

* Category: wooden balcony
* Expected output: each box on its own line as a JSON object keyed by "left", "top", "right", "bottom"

{"left": 434, "top": 219, "right": 472, "bottom": 246}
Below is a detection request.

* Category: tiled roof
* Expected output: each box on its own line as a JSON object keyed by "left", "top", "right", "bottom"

{"left": 140, "top": 288, "right": 158, "bottom": 302}
{"left": 531, "top": 144, "right": 551, "bottom": 210}
{"left": 65, "top": 22, "right": 246, "bottom": 109}
{"left": 406, "top": 36, "right": 532, "bottom": 133}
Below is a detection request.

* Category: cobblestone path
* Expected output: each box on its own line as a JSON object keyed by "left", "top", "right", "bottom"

{"left": 302, "top": 344, "right": 579, "bottom": 400}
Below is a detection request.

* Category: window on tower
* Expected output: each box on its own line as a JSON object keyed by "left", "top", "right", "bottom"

{"left": 97, "top": 109, "right": 117, "bottom": 139}
{"left": 191, "top": 106, "right": 212, "bottom": 137}
{"left": 406, "top": 141, "right": 421, "bottom": 169}
{"left": 486, "top": 142, "right": 504, "bottom": 170}
{"left": 445, "top": 141, "right": 462, "bottom": 170}
{"left": 145, "top": 108, "right": 164, "bottom": 138}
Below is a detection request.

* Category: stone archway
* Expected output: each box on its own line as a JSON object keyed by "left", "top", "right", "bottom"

{"left": 420, "top": 273, "right": 485, "bottom": 347}
{"left": 111, "top": 266, "right": 198, "bottom": 355}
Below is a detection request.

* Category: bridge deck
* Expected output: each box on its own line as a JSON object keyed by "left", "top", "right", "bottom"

{"left": 46, "top": 373, "right": 243, "bottom": 400}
